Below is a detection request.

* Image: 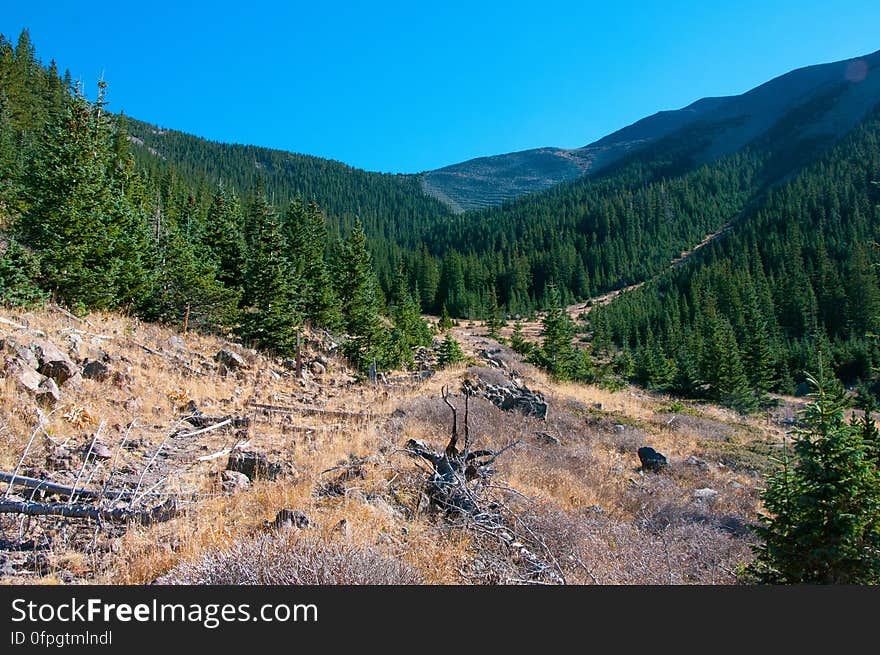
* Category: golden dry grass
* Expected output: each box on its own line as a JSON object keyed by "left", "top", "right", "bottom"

{"left": 1, "top": 307, "right": 780, "bottom": 585}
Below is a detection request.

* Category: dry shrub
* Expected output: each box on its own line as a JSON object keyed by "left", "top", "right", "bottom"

{"left": 515, "top": 499, "right": 754, "bottom": 585}
{"left": 160, "top": 531, "right": 424, "bottom": 585}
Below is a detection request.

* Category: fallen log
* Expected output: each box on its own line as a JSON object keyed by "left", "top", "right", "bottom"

{"left": 249, "top": 402, "right": 384, "bottom": 419}
{"left": 48, "top": 303, "right": 93, "bottom": 327}
{"left": 131, "top": 340, "right": 206, "bottom": 376}
{"left": 196, "top": 440, "right": 251, "bottom": 462}
{"left": 0, "top": 471, "right": 138, "bottom": 501}
{"left": 0, "top": 498, "right": 179, "bottom": 524}
{"left": 177, "top": 417, "right": 233, "bottom": 438}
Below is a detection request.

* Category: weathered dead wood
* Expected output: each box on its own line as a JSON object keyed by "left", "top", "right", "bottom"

{"left": 249, "top": 402, "right": 385, "bottom": 420}
{"left": 403, "top": 387, "right": 561, "bottom": 583}
{"left": 196, "top": 440, "right": 251, "bottom": 462}
{"left": 0, "top": 498, "right": 180, "bottom": 524}
{"left": 48, "top": 303, "right": 93, "bottom": 327}
{"left": 177, "top": 418, "right": 232, "bottom": 438}
{"left": 131, "top": 340, "right": 206, "bottom": 376}
{"left": 0, "top": 316, "right": 28, "bottom": 330}
{"left": 4, "top": 415, "right": 45, "bottom": 499}
{"left": 0, "top": 471, "right": 139, "bottom": 501}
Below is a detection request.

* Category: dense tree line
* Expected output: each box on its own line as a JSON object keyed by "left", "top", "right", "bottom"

{"left": 0, "top": 31, "right": 431, "bottom": 373}
{"left": 588, "top": 108, "right": 880, "bottom": 407}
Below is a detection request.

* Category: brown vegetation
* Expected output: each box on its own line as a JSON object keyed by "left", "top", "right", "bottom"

{"left": 0, "top": 306, "right": 787, "bottom": 584}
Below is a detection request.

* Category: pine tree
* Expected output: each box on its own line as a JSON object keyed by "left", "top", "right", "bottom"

{"left": 240, "top": 197, "right": 300, "bottom": 354}
{"left": 749, "top": 368, "right": 880, "bottom": 584}
{"left": 703, "top": 310, "right": 754, "bottom": 411}
{"left": 387, "top": 266, "right": 432, "bottom": 369}
{"left": 438, "top": 304, "right": 453, "bottom": 331}
{"left": 285, "top": 199, "right": 342, "bottom": 330}
{"left": 485, "top": 286, "right": 505, "bottom": 339}
{"left": 146, "top": 221, "right": 239, "bottom": 331}
{"left": 526, "top": 284, "right": 594, "bottom": 381}
{"left": 0, "top": 238, "right": 45, "bottom": 306}
{"left": 202, "top": 184, "right": 247, "bottom": 291}
{"left": 437, "top": 332, "right": 465, "bottom": 368}
{"left": 19, "top": 80, "right": 152, "bottom": 311}
{"left": 335, "top": 220, "right": 388, "bottom": 372}
{"left": 510, "top": 320, "right": 532, "bottom": 354}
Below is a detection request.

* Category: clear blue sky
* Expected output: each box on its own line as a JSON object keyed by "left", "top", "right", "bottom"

{"left": 3, "top": 1, "right": 879, "bottom": 173}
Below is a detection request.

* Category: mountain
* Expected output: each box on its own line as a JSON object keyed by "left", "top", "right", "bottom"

{"left": 421, "top": 50, "right": 880, "bottom": 212}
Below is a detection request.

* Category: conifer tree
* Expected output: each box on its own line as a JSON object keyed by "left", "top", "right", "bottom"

{"left": 438, "top": 304, "right": 453, "bottom": 331}
{"left": 146, "top": 220, "right": 239, "bottom": 331}
{"left": 19, "top": 80, "right": 152, "bottom": 311}
{"left": 437, "top": 332, "right": 465, "bottom": 368}
{"left": 528, "top": 284, "right": 591, "bottom": 381}
{"left": 749, "top": 369, "right": 880, "bottom": 583}
{"left": 510, "top": 320, "right": 532, "bottom": 354}
{"left": 335, "top": 220, "right": 388, "bottom": 371}
{"left": 0, "top": 238, "right": 45, "bottom": 306}
{"left": 485, "top": 286, "right": 505, "bottom": 339}
{"left": 203, "top": 184, "right": 247, "bottom": 291}
{"left": 285, "top": 199, "right": 342, "bottom": 330}
{"left": 240, "top": 197, "right": 300, "bottom": 354}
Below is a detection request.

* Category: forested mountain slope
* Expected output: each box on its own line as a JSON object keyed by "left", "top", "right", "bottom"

{"left": 588, "top": 105, "right": 880, "bottom": 403}
{"left": 407, "top": 49, "right": 880, "bottom": 319}
{"left": 125, "top": 118, "right": 453, "bottom": 244}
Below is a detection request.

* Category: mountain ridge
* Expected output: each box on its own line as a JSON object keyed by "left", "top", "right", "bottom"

{"left": 421, "top": 48, "right": 880, "bottom": 212}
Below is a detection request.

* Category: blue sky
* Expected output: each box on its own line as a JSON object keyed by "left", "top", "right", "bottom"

{"left": 3, "top": 1, "right": 879, "bottom": 173}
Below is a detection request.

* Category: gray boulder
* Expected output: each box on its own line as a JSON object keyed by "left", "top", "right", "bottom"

{"left": 220, "top": 470, "right": 251, "bottom": 493}
{"left": 273, "top": 509, "right": 310, "bottom": 529}
{"left": 214, "top": 349, "right": 247, "bottom": 370}
{"left": 2, "top": 338, "right": 38, "bottom": 369}
{"left": 226, "top": 450, "right": 282, "bottom": 481}
{"left": 32, "top": 339, "right": 77, "bottom": 385}
{"left": 9, "top": 362, "right": 60, "bottom": 407}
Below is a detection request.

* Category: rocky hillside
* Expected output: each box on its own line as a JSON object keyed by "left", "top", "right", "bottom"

{"left": 0, "top": 307, "right": 803, "bottom": 585}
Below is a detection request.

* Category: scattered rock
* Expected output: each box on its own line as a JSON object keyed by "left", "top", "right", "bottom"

{"left": 32, "top": 339, "right": 78, "bottom": 385}
{"left": 273, "top": 509, "right": 310, "bottom": 530}
{"left": 214, "top": 349, "right": 247, "bottom": 370}
{"left": 613, "top": 424, "right": 626, "bottom": 433}
{"left": 82, "top": 359, "right": 111, "bottom": 381}
{"left": 90, "top": 442, "right": 113, "bottom": 460}
{"left": 46, "top": 446, "right": 74, "bottom": 471}
{"left": 11, "top": 363, "right": 61, "bottom": 407}
{"left": 693, "top": 488, "right": 719, "bottom": 500}
{"left": 310, "top": 360, "right": 326, "bottom": 376}
{"left": 637, "top": 446, "right": 668, "bottom": 472}
{"left": 2, "top": 338, "right": 38, "bottom": 369}
{"left": 226, "top": 450, "right": 282, "bottom": 481}
{"left": 462, "top": 372, "right": 548, "bottom": 419}
{"left": 10, "top": 362, "right": 46, "bottom": 395}
{"left": 168, "top": 335, "right": 187, "bottom": 352}
{"left": 536, "top": 431, "right": 561, "bottom": 446}
{"left": 220, "top": 470, "right": 250, "bottom": 493}
{"left": 730, "top": 481, "right": 744, "bottom": 490}
{"left": 332, "top": 518, "right": 351, "bottom": 538}
{"left": 66, "top": 333, "right": 84, "bottom": 361}
{"left": 684, "top": 455, "right": 709, "bottom": 469}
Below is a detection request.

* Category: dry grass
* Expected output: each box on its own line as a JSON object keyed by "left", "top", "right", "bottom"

{"left": 1, "top": 307, "right": 778, "bottom": 585}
